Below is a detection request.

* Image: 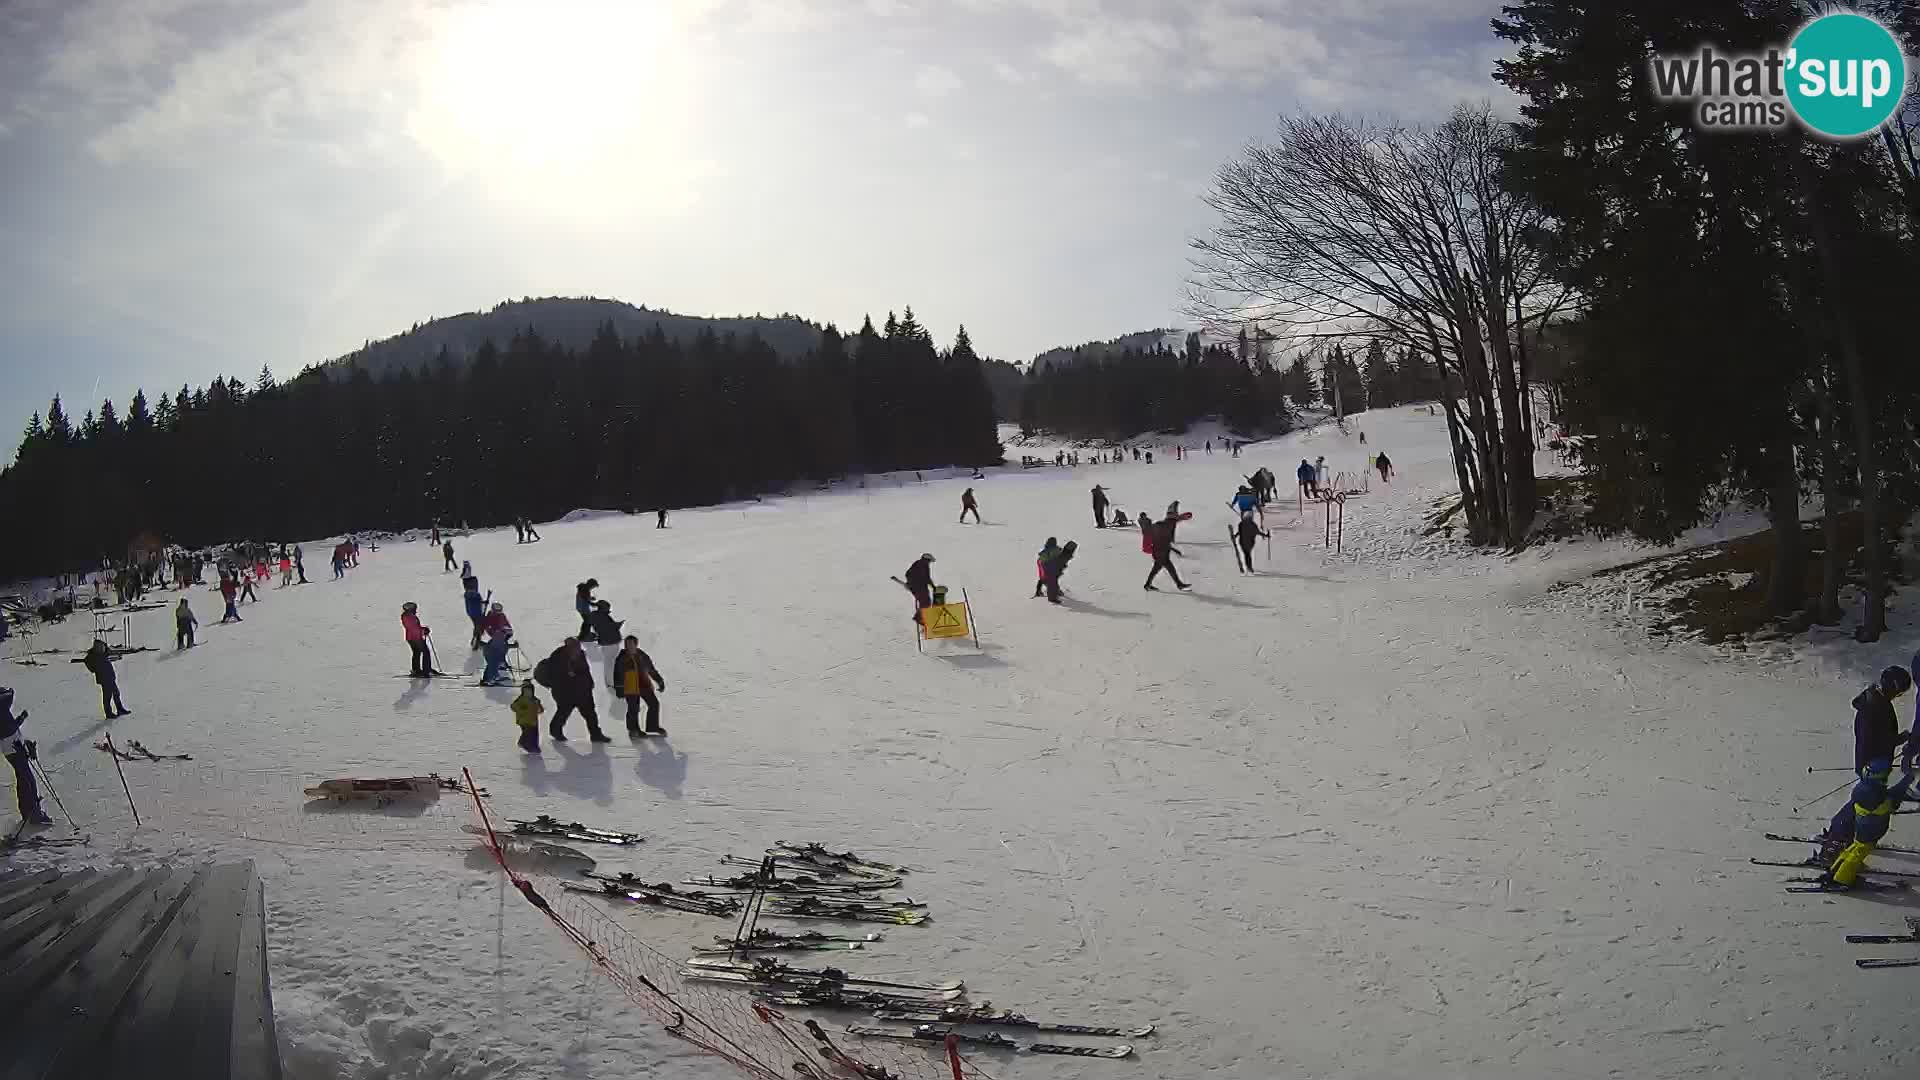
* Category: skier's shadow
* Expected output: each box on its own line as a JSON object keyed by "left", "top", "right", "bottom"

{"left": 1059, "top": 598, "right": 1150, "bottom": 619}
{"left": 544, "top": 741, "right": 615, "bottom": 807}
{"left": 393, "top": 679, "right": 429, "bottom": 712}
{"left": 1178, "top": 591, "right": 1268, "bottom": 610}
{"left": 634, "top": 738, "right": 688, "bottom": 800}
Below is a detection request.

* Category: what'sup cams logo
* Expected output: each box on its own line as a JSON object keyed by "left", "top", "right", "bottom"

{"left": 1650, "top": 12, "right": 1910, "bottom": 139}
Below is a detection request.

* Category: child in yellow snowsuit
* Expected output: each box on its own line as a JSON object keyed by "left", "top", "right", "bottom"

{"left": 512, "top": 683, "right": 544, "bottom": 754}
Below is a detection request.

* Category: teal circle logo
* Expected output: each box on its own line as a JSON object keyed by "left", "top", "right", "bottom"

{"left": 1785, "top": 13, "right": 1907, "bottom": 139}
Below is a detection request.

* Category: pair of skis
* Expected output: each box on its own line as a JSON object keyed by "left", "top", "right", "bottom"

{"left": 304, "top": 774, "right": 485, "bottom": 801}
{"left": 844, "top": 1023, "right": 1133, "bottom": 1060}
{"left": 680, "top": 959, "right": 962, "bottom": 999}
{"left": 461, "top": 824, "right": 593, "bottom": 865}
{"left": 685, "top": 873, "right": 898, "bottom": 895}
{"left": 95, "top": 739, "right": 191, "bottom": 762}
{"left": 872, "top": 1003, "right": 1152, "bottom": 1039}
{"left": 1849, "top": 916, "right": 1920, "bottom": 968}
{"left": 561, "top": 878, "right": 740, "bottom": 917}
{"left": 771, "top": 841, "right": 916, "bottom": 875}
{"left": 510, "top": 816, "right": 642, "bottom": 846}
{"left": 766, "top": 897, "right": 929, "bottom": 925}
{"left": 725, "top": 851, "right": 897, "bottom": 881}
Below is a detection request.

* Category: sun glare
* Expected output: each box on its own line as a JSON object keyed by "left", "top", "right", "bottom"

{"left": 412, "top": 0, "right": 683, "bottom": 175}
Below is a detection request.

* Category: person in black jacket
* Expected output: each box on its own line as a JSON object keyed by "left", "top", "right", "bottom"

{"left": 1, "top": 687, "right": 52, "bottom": 825}
{"left": 1813, "top": 666, "right": 1912, "bottom": 866}
{"left": 82, "top": 639, "right": 128, "bottom": 718}
{"left": 611, "top": 635, "right": 667, "bottom": 735}
{"left": 545, "top": 638, "right": 609, "bottom": 743}
{"left": 1143, "top": 516, "right": 1190, "bottom": 591}
{"left": 587, "top": 600, "right": 624, "bottom": 647}
{"left": 903, "top": 554, "right": 935, "bottom": 621}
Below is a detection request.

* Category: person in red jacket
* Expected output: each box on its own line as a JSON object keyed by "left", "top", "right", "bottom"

{"left": 401, "top": 602, "right": 435, "bottom": 676}
{"left": 218, "top": 572, "right": 243, "bottom": 623}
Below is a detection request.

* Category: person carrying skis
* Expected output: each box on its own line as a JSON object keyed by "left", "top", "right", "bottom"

{"left": 1, "top": 688, "right": 51, "bottom": 825}
{"left": 1235, "top": 513, "right": 1270, "bottom": 572}
{"left": 442, "top": 539, "right": 456, "bottom": 572}
{"left": 541, "top": 637, "right": 609, "bottom": 742}
{"left": 175, "top": 597, "right": 197, "bottom": 648}
{"left": 903, "top": 554, "right": 936, "bottom": 622}
{"left": 1814, "top": 666, "right": 1912, "bottom": 867}
{"left": 1143, "top": 513, "right": 1190, "bottom": 591}
{"left": 1297, "top": 459, "right": 1317, "bottom": 499}
{"left": 1033, "top": 538, "right": 1062, "bottom": 598}
{"left": 512, "top": 682, "right": 544, "bottom": 753}
{"left": 612, "top": 635, "right": 667, "bottom": 735}
{"left": 218, "top": 573, "right": 242, "bottom": 622}
{"left": 1091, "top": 485, "right": 1109, "bottom": 528}
{"left": 463, "top": 576, "right": 488, "bottom": 650}
{"left": 82, "top": 639, "right": 129, "bottom": 719}
{"left": 575, "top": 579, "right": 599, "bottom": 638}
{"left": 1376, "top": 450, "right": 1394, "bottom": 483}
{"left": 401, "top": 602, "right": 434, "bottom": 676}
{"left": 959, "top": 487, "right": 981, "bottom": 524}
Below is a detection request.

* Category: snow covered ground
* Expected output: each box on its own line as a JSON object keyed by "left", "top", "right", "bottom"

{"left": 6, "top": 404, "right": 1919, "bottom": 1080}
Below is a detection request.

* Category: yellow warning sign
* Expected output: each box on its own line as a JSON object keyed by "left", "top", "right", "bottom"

{"left": 921, "top": 603, "right": 971, "bottom": 640}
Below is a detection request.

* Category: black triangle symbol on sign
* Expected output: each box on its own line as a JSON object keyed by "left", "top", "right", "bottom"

{"left": 928, "top": 607, "right": 962, "bottom": 629}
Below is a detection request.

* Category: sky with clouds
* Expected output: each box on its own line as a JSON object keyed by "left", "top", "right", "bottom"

{"left": 0, "top": 0, "right": 1510, "bottom": 446}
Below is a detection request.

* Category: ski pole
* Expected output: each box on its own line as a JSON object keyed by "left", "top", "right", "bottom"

{"left": 1794, "top": 779, "right": 1854, "bottom": 812}
{"left": 102, "top": 733, "right": 140, "bottom": 825}
{"left": 30, "top": 756, "right": 79, "bottom": 830}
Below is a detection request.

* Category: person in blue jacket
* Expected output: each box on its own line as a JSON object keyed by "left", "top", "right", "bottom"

{"left": 463, "top": 576, "right": 487, "bottom": 650}
{"left": 1296, "top": 459, "right": 1318, "bottom": 499}
{"left": 1821, "top": 757, "right": 1916, "bottom": 889}
{"left": 1230, "top": 485, "right": 1258, "bottom": 517}
{"left": 480, "top": 625, "right": 513, "bottom": 686}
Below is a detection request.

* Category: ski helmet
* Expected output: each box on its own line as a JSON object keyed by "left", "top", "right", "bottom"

{"left": 1881, "top": 666, "right": 1913, "bottom": 698}
{"left": 402, "top": 602, "right": 417, "bottom": 613}
{"left": 491, "top": 602, "right": 504, "bottom": 613}
{"left": 921, "top": 553, "right": 934, "bottom": 563}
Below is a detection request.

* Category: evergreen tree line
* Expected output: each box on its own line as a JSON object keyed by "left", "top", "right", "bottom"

{"left": 1278, "top": 340, "right": 1445, "bottom": 412}
{"left": 1017, "top": 333, "right": 1292, "bottom": 439}
{"left": 1495, "top": 0, "right": 1920, "bottom": 639}
{"left": 0, "top": 308, "right": 1002, "bottom": 578}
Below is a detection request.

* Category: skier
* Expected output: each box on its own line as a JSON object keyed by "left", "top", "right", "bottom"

{"left": 1230, "top": 485, "right": 1258, "bottom": 518}
{"left": 462, "top": 572, "right": 487, "bottom": 645}
{"left": 1033, "top": 538, "right": 1061, "bottom": 599}
{"left": 1235, "top": 514, "right": 1270, "bottom": 572}
{"left": 481, "top": 625, "right": 514, "bottom": 686}
{"left": 483, "top": 601, "right": 513, "bottom": 643}
{"left": 541, "top": 637, "right": 609, "bottom": 742}
{"left": 1821, "top": 757, "right": 1916, "bottom": 889}
{"left": 575, "top": 579, "right": 600, "bottom": 638}
{"left": 331, "top": 544, "right": 346, "bottom": 580}
{"left": 460, "top": 559, "right": 473, "bottom": 581}
{"left": 1, "top": 688, "right": 52, "bottom": 825}
{"left": 588, "top": 599, "right": 625, "bottom": 648}
{"left": 1143, "top": 513, "right": 1190, "bottom": 591}
{"left": 512, "top": 682, "right": 544, "bottom": 753}
{"left": 83, "top": 639, "right": 129, "bottom": 718}
{"left": 218, "top": 573, "right": 242, "bottom": 623}
{"left": 514, "top": 518, "right": 526, "bottom": 544}
{"left": 442, "top": 539, "right": 456, "bottom": 572}
{"left": 401, "top": 602, "right": 434, "bottom": 677}
{"left": 1813, "top": 667, "right": 1912, "bottom": 865}
{"left": 612, "top": 634, "right": 667, "bottom": 735}
{"left": 959, "top": 488, "right": 981, "bottom": 524}
{"left": 1376, "top": 451, "right": 1394, "bottom": 483}
{"left": 239, "top": 570, "right": 257, "bottom": 604}
{"left": 524, "top": 517, "right": 541, "bottom": 542}
{"left": 1091, "top": 485, "right": 1109, "bottom": 529}
{"left": 1297, "top": 459, "right": 1317, "bottom": 499}
{"left": 294, "top": 544, "right": 308, "bottom": 584}
{"left": 656, "top": 508, "right": 668, "bottom": 529}
{"left": 278, "top": 554, "right": 293, "bottom": 588}
{"left": 1206, "top": 439, "right": 1212, "bottom": 455}
{"left": 902, "top": 554, "right": 936, "bottom": 621}
{"left": 175, "top": 597, "right": 197, "bottom": 648}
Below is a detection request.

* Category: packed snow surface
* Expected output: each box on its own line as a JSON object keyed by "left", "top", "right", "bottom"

{"left": 7, "top": 405, "right": 1916, "bottom": 1080}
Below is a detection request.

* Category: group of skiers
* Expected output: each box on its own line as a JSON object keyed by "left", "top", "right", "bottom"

{"left": 1810, "top": 661, "right": 1919, "bottom": 889}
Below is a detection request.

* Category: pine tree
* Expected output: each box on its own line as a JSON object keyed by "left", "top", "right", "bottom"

{"left": 1361, "top": 340, "right": 1397, "bottom": 408}
{"left": 1281, "top": 356, "right": 1317, "bottom": 407}
{"left": 46, "top": 396, "right": 71, "bottom": 443}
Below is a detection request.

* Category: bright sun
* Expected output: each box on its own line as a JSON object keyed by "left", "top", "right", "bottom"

{"left": 412, "top": 0, "right": 683, "bottom": 175}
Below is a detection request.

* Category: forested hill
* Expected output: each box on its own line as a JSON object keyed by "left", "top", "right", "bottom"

{"left": 326, "top": 297, "right": 827, "bottom": 377}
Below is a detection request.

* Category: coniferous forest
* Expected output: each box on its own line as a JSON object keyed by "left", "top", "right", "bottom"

{"left": 0, "top": 308, "right": 1001, "bottom": 578}
{"left": 1017, "top": 332, "right": 1292, "bottom": 439}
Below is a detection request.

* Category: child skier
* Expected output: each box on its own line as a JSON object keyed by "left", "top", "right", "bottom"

{"left": 82, "top": 638, "right": 128, "bottom": 718}
{"left": 463, "top": 576, "right": 487, "bottom": 650}
{"left": 512, "top": 682, "right": 545, "bottom": 753}
{"left": 239, "top": 570, "right": 257, "bottom": 604}
{"left": 611, "top": 635, "right": 667, "bottom": 735}
{"left": 1, "top": 687, "right": 52, "bottom": 825}
{"left": 401, "top": 602, "right": 434, "bottom": 676}
{"left": 481, "top": 626, "right": 514, "bottom": 686}
{"left": 1033, "top": 538, "right": 1061, "bottom": 598}
{"left": 175, "top": 597, "right": 197, "bottom": 648}
{"left": 278, "top": 554, "right": 293, "bottom": 588}
{"left": 218, "top": 573, "right": 242, "bottom": 622}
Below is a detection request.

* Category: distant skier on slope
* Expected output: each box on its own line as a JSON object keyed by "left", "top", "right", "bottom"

{"left": 401, "top": 602, "right": 435, "bottom": 676}
{"left": 1297, "top": 459, "right": 1317, "bottom": 499}
{"left": 959, "top": 488, "right": 981, "bottom": 524}
{"left": 1, "top": 687, "right": 52, "bottom": 825}
{"left": 524, "top": 517, "right": 541, "bottom": 542}
{"left": 1091, "top": 485, "right": 1109, "bottom": 528}
{"left": 1235, "top": 514, "right": 1270, "bottom": 573}
{"left": 575, "top": 579, "right": 600, "bottom": 638}
{"left": 1376, "top": 451, "right": 1394, "bottom": 483}
{"left": 218, "top": 573, "right": 243, "bottom": 622}
{"left": 656, "top": 508, "right": 669, "bottom": 529}
{"left": 442, "top": 539, "right": 456, "bottom": 572}
{"left": 293, "top": 544, "right": 308, "bottom": 584}
{"left": 83, "top": 638, "right": 129, "bottom": 718}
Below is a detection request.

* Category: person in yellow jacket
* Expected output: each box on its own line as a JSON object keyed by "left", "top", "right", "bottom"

{"left": 611, "top": 635, "right": 667, "bottom": 736}
{"left": 511, "top": 682, "right": 545, "bottom": 754}
{"left": 1821, "top": 757, "right": 1915, "bottom": 889}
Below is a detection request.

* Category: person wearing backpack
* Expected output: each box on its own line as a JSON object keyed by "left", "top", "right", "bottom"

{"left": 82, "top": 639, "right": 129, "bottom": 719}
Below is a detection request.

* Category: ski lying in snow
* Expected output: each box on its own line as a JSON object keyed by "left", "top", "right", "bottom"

{"left": 1, "top": 833, "right": 90, "bottom": 854}
{"left": 765, "top": 897, "right": 929, "bottom": 924}
{"left": 727, "top": 850, "right": 896, "bottom": 880}
{"left": 127, "top": 740, "right": 191, "bottom": 761}
{"left": 1856, "top": 956, "right": 1920, "bottom": 969}
{"left": 461, "top": 824, "right": 594, "bottom": 864}
{"left": 560, "top": 879, "right": 739, "bottom": 916}
{"left": 766, "top": 895, "right": 927, "bottom": 912}
{"left": 771, "top": 842, "right": 918, "bottom": 874}
{"left": 510, "top": 816, "right": 642, "bottom": 845}
{"left": 305, "top": 774, "right": 481, "bottom": 801}
{"left": 685, "top": 873, "right": 898, "bottom": 895}
{"left": 799, "top": 1019, "right": 898, "bottom": 1080}
{"left": 1844, "top": 916, "right": 1920, "bottom": 944}
{"left": 681, "top": 969, "right": 963, "bottom": 1000}
{"left": 582, "top": 871, "right": 737, "bottom": 905}
{"left": 683, "top": 957, "right": 962, "bottom": 993}
{"left": 392, "top": 671, "right": 462, "bottom": 679}
{"left": 759, "top": 986, "right": 960, "bottom": 1011}
{"left": 95, "top": 740, "right": 143, "bottom": 761}
{"left": 1764, "top": 833, "right": 1920, "bottom": 856}
{"left": 691, "top": 939, "right": 865, "bottom": 954}
{"left": 1752, "top": 857, "right": 1920, "bottom": 879}
{"left": 721, "top": 929, "right": 882, "bottom": 948}
{"left": 872, "top": 1006, "right": 1153, "bottom": 1038}
{"left": 844, "top": 1024, "right": 1132, "bottom": 1059}
{"left": 1784, "top": 877, "right": 1910, "bottom": 894}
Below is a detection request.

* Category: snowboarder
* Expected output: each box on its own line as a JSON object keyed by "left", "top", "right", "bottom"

{"left": 656, "top": 508, "right": 668, "bottom": 529}
{"left": 1376, "top": 451, "right": 1394, "bottom": 483}
{"left": 1235, "top": 514, "right": 1270, "bottom": 572}
{"left": 612, "top": 635, "right": 667, "bottom": 735}
{"left": 83, "top": 638, "right": 129, "bottom": 718}
{"left": 1033, "top": 538, "right": 1061, "bottom": 598}
{"left": 1143, "top": 513, "right": 1190, "bottom": 591}
{"left": 218, "top": 573, "right": 242, "bottom": 622}
{"left": 442, "top": 540, "right": 456, "bottom": 572}
{"left": 1, "top": 688, "right": 51, "bottom": 825}
{"left": 1297, "top": 459, "right": 1318, "bottom": 499}
{"left": 401, "top": 602, "right": 434, "bottom": 676}
{"left": 575, "top": 579, "right": 600, "bottom": 638}
{"left": 512, "top": 682, "right": 544, "bottom": 753}
{"left": 463, "top": 577, "right": 488, "bottom": 650}
{"left": 542, "top": 638, "right": 609, "bottom": 742}
{"left": 903, "top": 554, "right": 936, "bottom": 621}
{"left": 1091, "top": 485, "right": 1109, "bottom": 528}
{"left": 175, "top": 598, "right": 197, "bottom": 648}
{"left": 959, "top": 488, "right": 981, "bottom": 524}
